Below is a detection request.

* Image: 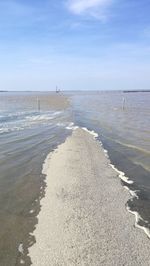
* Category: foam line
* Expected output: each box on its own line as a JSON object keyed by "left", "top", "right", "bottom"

{"left": 43, "top": 125, "right": 149, "bottom": 240}
{"left": 66, "top": 122, "right": 79, "bottom": 130}
{"left": 126, "top": 206, "right": 150, "bottom": 239}
{"left": 82, "top": 127, "right": 98, "bottom": 139}
{"left": 124, "top": 186, "right": 139, "bottom": 199}
{"left": 18, "top": 243, "right": 24, "bottom": 254}
{"left": 78, "top": 127, "right": 133, "bottom": 185}
{"left": 80, "top": 127, "right": 150, "bottom": 240}
{"left": 110, "top": 163, "right": 133, "bottom": 184}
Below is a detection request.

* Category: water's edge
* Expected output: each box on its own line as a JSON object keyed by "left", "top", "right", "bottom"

{"left": 16, "top": 132, "right": 72, "bottom": 265}
{"left": 71, "top": 125, "right": 150, "bottom": 239}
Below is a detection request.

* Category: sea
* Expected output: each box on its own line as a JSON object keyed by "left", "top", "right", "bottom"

{"left": 0, "top": 90, "right": 150, "bottom": 265}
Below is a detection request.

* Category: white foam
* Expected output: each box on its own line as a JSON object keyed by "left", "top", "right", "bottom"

{"left": 129, "top": 190, "right": 139, "bottom": 198}
{"left": 20, "top": 259, "right": 25, "bottom": 264}
{"left": 57, "top": 122, "right": 65, "bottom": 127}
{"left": 30, "top": 209, "right": 34, "bottom": 214}
{"left": 103, "top": 145, "right": 145, "bottom": 240}
{"left": 80, "top": 127, "right": 133, "bottom": 186}
{"left": 25, "top": 112, "right": 58, "bottom": 125}
{"left": 124, "top": 186, "right": 139, "bottom": 199}
{"left": 110, "top": 163, "right": 133, "bottom": 184}
{"left": 82, "top": 127, "right": 98, "bottom": 139}
{"left": 0, "top": 110, "right": 62, "bottom": 134}
{"left": 0, "top": 128, "right": 9, "bottom": 133}
{"left": 69, "top": 126, "right": 149, "bottom": 240}
{"left": 93, "top": 135, "right": 134, "bottom": 186}
{"left": 0, "top": 126, "right": 24, "bottom": 134}
{"left": 103, "top": 149, "right": 109, "bottom": 158}
{"left": 53, "top": 111, "right": 62, "bottom": 116}
{"left": 18, "top": 243, "right": 24, "bottom": 254}
{"left": 126, "top": 206, "right": 150, "bottom": 239}
{"left": 66, "top": 122, "right": 79, "bottom": 130}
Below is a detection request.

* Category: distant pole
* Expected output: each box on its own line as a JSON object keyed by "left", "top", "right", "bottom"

{"left": 56, "top": 86, "right": 60, "bottom": 93}
{"left": 37, "top": 97, "right": 40, "bottom": 111}
{"left": 122, "top": 97, "right": 125, "bottom": 110}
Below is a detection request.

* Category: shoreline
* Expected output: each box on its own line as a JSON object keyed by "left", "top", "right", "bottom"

{"left": 0, "top": 92, "right": 71, "bottom": 266}
{"left": 82, "top": 127, "right": 150, "bottom": 239}
{"left": 29, "top": 128, "right": 150, "bottom": 265}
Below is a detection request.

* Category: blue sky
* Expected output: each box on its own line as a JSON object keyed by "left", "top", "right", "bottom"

{"left": 0, "top": 0, "right": 150, "bottom": 90}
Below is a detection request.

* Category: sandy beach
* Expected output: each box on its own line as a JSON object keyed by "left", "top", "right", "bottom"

{"left": 29, "top": 128, "right": 150, "bottom": 265}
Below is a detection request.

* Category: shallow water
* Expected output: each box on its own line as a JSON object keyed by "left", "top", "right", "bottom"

{"left": 0, "top": 90, "right": 150, "bottom": 265}
{"left": 0, "top": 92, "right": 71, "bottom": 265}
{"left": 69, "top": 91, "right": 150, "bottom": 236}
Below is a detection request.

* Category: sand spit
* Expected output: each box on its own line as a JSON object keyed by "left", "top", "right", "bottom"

{"left": 29, "top": 128, "right": 150, "bottom": 266}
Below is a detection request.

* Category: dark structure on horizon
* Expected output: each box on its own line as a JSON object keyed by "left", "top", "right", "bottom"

{"left": 123, "top": 90, "right": 150, "bottom": 93}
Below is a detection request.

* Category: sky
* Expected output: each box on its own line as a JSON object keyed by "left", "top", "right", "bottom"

{"left": 0, "top": 0, "right": 150, "bottom": 91}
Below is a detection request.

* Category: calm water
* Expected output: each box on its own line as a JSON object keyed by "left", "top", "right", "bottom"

{"left": 70, "top": 91, "right": 150, "bottom": 235}
{"left": 0, "top": 91, "right": 150, "bottom": 265}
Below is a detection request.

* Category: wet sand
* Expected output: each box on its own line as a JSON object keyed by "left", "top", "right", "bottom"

{"left": 29, "top": 128, "right": 150, "bottom": 265}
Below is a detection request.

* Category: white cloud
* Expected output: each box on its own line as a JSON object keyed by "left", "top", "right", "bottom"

{"left": 66, "top": 0, "right": 113, "bottom": 20}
